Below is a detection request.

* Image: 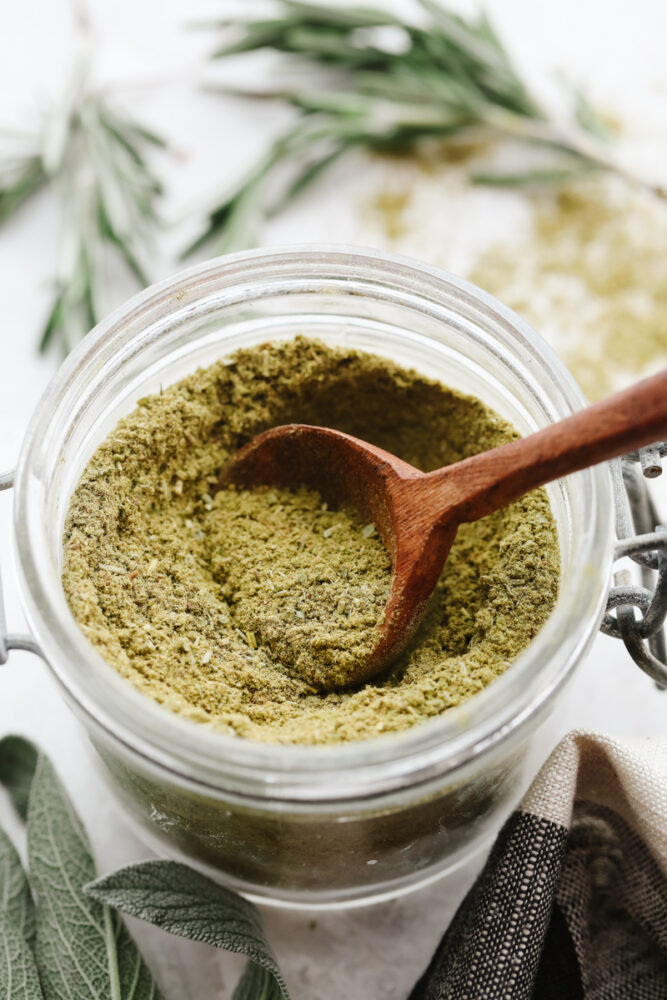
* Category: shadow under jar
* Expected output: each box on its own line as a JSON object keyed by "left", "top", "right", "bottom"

{"left": 13, "top": 246, "right": 613, "bottom": 908}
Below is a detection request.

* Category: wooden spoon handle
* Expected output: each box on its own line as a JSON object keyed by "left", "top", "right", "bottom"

{"left": 425, "top": 369, "right": 667, "bottom": 524}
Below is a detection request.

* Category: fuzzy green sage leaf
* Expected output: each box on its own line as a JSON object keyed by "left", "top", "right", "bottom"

{"left": 27, "top": 755, "right": 161, "bottom": 1000}
{"left": 86, "top": 860, "right": 291, "bottom": 999}
{"left": 0, "top": 738, "right": 39, "bottom": 997}
{"left": 0, "top": 827, "right": 35, "bottom": 946}
{"left": 0, "top": 736, "right": 38, "bottom": 821}
{"left": 232, "top": 959, "right": 285, "bottom": 1000}
{"left": 0, "top": 913, "right": 43, "bottom": 1000}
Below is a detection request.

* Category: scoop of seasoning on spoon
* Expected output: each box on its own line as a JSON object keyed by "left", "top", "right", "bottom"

{"left": 220, "top": 369, "right": 667, "bottom": 691}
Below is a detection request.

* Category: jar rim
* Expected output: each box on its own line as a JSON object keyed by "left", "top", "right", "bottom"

{"left": 13, "top": 244, "right": 614, "bottom": 803}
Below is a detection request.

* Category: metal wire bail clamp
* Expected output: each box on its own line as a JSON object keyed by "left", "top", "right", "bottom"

{"left": 601, "top": 443, "right": 667, "bottom": 688}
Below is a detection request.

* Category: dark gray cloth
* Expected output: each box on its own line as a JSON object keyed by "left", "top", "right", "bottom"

{"left": 411, "top": 732, "right": 667, "bottom": 1000}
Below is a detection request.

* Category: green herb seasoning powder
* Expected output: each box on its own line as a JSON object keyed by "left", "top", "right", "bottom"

{"left": 62, "top": 338, "right": 560, "bottom": 744}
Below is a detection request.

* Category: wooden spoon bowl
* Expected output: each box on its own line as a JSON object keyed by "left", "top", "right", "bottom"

{"left": 220, "top": 370, "right": 667, "bottom": 690}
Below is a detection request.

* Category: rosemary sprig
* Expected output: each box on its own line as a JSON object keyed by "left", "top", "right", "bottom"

{"left": 0, "top": 134, "right": 47, "bottom": 225}
{"left": 190, "top": 0, "right": 664, "bottom": 256}
{"left": 0, "top": 64, "right": 165, "bottom": 355}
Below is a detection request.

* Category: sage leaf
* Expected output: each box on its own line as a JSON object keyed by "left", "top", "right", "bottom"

{"left": 0, "top": 913, "right": 43, "bottom": 999}
{"left": 233, "top": 960, "right": 284, "bottom": 1000}
{"left": 27, "top": 755, "right": 161, "bottom": 1000}
{"left": 86, "top": 860, "right": 290, "bottom": 999}
{"left": 0, "top": 736, "right": 38, "bottom": 820}
{"left": 113, "top": 911, "right": 162, "bottom": 1000}
{"left": 0, "top": 827, "right": 35, "bottom": 945}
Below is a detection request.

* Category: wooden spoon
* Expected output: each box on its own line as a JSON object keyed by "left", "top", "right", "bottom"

{"left": 219, "top": 369, "right": 667, "bottom": 690}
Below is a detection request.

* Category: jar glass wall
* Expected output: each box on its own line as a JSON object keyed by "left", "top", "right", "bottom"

{"left": 13, "top": 247, "right": 614, "bottom": 906}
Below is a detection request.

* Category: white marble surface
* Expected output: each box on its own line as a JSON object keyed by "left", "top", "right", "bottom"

{"left": 0, "top": 1, "right": 666, "bottom": 997}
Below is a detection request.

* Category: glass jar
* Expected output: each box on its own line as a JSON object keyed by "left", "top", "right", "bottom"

{"left": 12, "top": 246, "right": 613, "bottom": 908}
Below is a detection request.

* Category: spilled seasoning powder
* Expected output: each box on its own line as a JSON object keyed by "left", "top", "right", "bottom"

{"left": 471, "top": 181, "right": 667, "bottom": 400}
{"left": 62, "top": 338, "right": 559, "bottom": 744}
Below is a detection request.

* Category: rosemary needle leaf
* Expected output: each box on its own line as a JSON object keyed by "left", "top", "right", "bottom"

{"left": 573, "top": 87, "right": 614, "bottom": 143}
{"left": 113, "top": 118, "right": 168, "bottom": 150}
{"left": 0, "top": 157, "right": 47, "bottom": 226}
{"left": 278, "top": 142, "right": 351, "bottom": 208}
{"left": 97, "top": 199, "right": 149, "bottom": 286}
{"left": 281, "top": 1, "right": 400, "bottom": 28}
{"left": 471, "top": 165, "right": 602, "bottom": 187}
{"left": 190, "top": 0, "right": 662, "bottom": 256}
{"left": 99, "top": 116, "right": 154, "bottom": 171}
{"left": 181, "top": 163, "right": 269, "bottom": 258}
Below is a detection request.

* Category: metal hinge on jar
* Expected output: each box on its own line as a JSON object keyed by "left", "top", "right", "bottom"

{"left": 601, "top": 444, "right": 667, "bottom": 689}
{"left": 0, "top": 471, "right": 43, "bottom": 663}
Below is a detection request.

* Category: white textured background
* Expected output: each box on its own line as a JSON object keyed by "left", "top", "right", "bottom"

{"left": 0, "top": 1, "right": 665, "bottom": 997}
